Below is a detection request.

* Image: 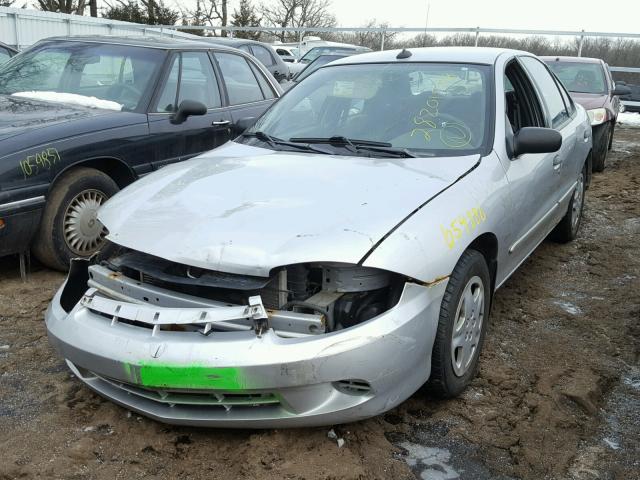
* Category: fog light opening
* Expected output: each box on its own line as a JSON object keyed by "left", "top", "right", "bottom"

{"left": 333, "top": 379, "right": 372, "bottom": 396}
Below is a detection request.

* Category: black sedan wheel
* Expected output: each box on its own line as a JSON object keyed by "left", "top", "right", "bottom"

{"left": 33, "top": 167, "right": 118, "bottom": 271}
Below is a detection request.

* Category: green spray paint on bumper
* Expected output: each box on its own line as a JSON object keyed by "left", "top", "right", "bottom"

{"left": 123, "top": 361, "right": 248, "bottom": 390}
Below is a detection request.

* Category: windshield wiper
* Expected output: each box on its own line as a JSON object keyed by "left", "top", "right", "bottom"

{"left": 290, "top": 136, "right": 417, "bottom": 158}
{"left": 241, "top": 131, "right": 331, "bottom": 155}
{"left": 291, "top": 136, "right": 391, "bottom": 147}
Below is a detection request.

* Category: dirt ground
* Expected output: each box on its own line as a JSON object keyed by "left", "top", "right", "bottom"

{"left": 1, "top": 128, "right": 639, "bottom": 480}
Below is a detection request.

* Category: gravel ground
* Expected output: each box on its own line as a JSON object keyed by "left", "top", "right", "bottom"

{"left": 1, "top": 128, "right": 639, "bottom": 480}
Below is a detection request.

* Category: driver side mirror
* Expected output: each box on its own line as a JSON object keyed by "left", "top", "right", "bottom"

{"left": 171, "top": 100, "right": 207, "bottom": 125}
{"left": 612, "top": 85, "right": 631, "bottom": 96}
{"left": 511, "top": 127, "right": 562, "bottom": 158}
{"left": 235, "top": 116, "right": 257, "bottom": 133}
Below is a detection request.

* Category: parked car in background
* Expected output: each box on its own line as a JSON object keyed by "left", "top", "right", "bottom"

{"left": 543, "top": 56, "right": 630, "bottom": 171}
{"left": 286, "top": 54, "right": 351, "bottom": 88}
{"left": 0, "top": 41, "right": 17, "bottom": 65}
{"left": 288, "top": 46, "right": 372, "bottom": 75}
{"left": 615, "top": 81, "right": 640, "bottom": 113}
{"left": 46, "top": 47, "right": 592, "bottom": 428}
{"left": 0, "top": 36, "right": 281, "bottom": 270}
{"left": 200, "top": 37, "right": 290, "bottom": 83}
{"left": 273, "top": 45, "right": 299, "bottom": 63}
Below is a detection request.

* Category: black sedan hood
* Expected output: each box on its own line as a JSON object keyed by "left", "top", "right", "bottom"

{"left": 0, "top": 94, "right": 114, "bottom": 142}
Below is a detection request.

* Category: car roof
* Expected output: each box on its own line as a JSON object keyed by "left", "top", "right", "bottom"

{"left": 540, "top": 56, "right": 603, "bottom": 64}
{"left": 328, "top": 46, "right": 532, "bottom": 66}
{"left": 200, "top": 37, "right": 268, "bottom": 48}
{"left": 38, "top": 35, "right": 239, "bottom": 52}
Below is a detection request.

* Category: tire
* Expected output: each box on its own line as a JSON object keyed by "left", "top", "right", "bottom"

{"left": 592, "top": 123, "right": 611, "bottom": 172}
{"left": 428, "top": 249, "right": 491, "bottom": 398}
{"left": 32, "top": 167, "right": 119, "bottom": 271}
{"left": 551, "top": 163, "right": 586, "bottom": 243}
{"left": 608, "top": 122, "right": 615, "bottom": 151}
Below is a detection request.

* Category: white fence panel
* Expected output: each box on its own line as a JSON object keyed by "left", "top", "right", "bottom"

{"left": 0, "top": 6, "right": 196, "bottom": 49}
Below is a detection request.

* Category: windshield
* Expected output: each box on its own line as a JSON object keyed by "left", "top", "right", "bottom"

{"left": 545, "top": 61, "right": 607, "bottom": 95}
{"left": 248, "top": 62, "right": 492, "bottom": 156}
{"left": 0, "top": 41, "right": 164, "bottom": 110}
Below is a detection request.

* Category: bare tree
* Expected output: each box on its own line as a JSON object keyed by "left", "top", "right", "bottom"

{"left": 183, "top": 0, "right": 228, "bottom": 36}
{"left": 37, "top": 0, "right": 87, "bottom": 15}
{"left": 260, "top": 0, "right": 336, "bottom": 42}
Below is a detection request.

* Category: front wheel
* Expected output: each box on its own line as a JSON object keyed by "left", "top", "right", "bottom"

{"left": 428, "top": 249, "right": 491, "bottom": 398}
{"left": 33, "top": 167, "right": 118, "bottom": 271}
{"left": 592, "top": 123, "right": 612, "bottom": 172}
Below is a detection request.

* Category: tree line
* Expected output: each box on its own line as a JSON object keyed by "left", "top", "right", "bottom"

{"left": 2, "top": 0, "right": 639, "bottom": 71}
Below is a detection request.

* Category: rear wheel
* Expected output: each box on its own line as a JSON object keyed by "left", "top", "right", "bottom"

{"left": 428, "top": 249, "right": 491, "bottom": 398}
{"left": 551, "top": 163, "right": 586, "bottom": 243}
{"left": 33, "top": 168, "right": 118, "bottom": 271}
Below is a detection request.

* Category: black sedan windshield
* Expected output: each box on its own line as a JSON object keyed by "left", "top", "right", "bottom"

{"left": 0, "top": 41, "right": 164, "bottom": 110}
{"left": 250, "top": 62, "right": 491, "bottom": 156}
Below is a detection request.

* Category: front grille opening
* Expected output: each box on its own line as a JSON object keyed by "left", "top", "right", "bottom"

{"left": 333, "top": 379, "right": 372, "bottom": 396}
{"left": 95, "top": 372, "right": 282, "bottom": 409}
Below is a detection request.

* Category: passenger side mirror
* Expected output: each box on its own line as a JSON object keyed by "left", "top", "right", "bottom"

{"left": 171, "top": 100, "right": 207, "bottom": 125}
{"left": 235, "top": 116, "right": 257, "bottom": 133}
{"left": 612, "top": 85, "right": 631, "bottom": 96}
{"left": 512, "top": 127, "right": 562, "bottom": 158}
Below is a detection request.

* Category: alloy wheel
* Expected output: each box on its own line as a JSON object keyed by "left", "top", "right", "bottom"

{"left": 451, "top": 276, "right": 485, "bottom": 377}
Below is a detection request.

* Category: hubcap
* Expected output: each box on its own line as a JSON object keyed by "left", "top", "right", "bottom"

{"left": 63, "top": 189, "right": 108, "bottom": 255}
{"left": 571, "top": 173, "right": 585, "bottom": 230}
{"left": 451, "top": 276, "right": 485, "bottom": 377}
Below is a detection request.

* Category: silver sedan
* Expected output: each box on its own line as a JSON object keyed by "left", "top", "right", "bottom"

{"left": 46, "top": 47, "right": 592, "bottom": 428}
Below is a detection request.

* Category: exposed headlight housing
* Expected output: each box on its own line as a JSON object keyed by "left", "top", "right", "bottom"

{"left": 587, "top": 108, "right": 608, "bottom": 126}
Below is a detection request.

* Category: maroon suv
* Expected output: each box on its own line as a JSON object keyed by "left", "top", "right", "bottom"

{"left": 542, "top": 56, "right": 630, "bottom": 171}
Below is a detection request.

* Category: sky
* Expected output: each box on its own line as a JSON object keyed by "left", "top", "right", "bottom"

{"left": 258, "top": 0, "right": 640, "bottom": 34}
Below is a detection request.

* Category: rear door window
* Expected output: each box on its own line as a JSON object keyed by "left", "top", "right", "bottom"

{"left": 215, "top": 52, "right": 265, "bottom": 105}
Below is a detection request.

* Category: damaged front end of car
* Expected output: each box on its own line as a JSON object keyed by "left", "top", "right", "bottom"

{"left": 46, "top": 249, "right": 447, "bottom": 427}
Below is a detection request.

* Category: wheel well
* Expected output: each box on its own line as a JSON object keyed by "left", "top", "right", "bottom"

{"left": 52, "top": 158, "right": 136, "bottom": 191}
{"left": 467, "top": 233, "right": 498, "bottom": 294}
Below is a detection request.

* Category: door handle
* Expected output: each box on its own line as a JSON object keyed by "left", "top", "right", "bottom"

{"left": 552, "top": 155, "right": 562, "bottom": 170}
{"left": 212, "top": 120, "right": 231, "bottom": 126}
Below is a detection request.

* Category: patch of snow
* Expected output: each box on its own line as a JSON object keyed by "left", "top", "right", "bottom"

{"left": 400, "top": 442, "right": 460, "bottom": 480}
{"left": 11, "top": 91, "right": 123, "bottom": 111}
{"left": 603, "top": 438, "right": 620, "bottom": 450}
{"left": 617, "top": 112, "right": 640, "bottom": 127}
{"left": 552, "top": 300, "right": 582, "bottom": 315}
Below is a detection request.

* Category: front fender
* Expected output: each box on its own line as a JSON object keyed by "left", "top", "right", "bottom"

{"left": 362, "top": 153, "right": 509, "bottom": 283}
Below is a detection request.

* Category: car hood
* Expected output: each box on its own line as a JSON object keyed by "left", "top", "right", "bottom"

{"left": 0, "top": 94, "right": 114, "bottom": 142}
{"left": 99, "top": 142, "right": 479, "bottom": 277}
{"left": 569, "top": 92, "right": 607, "bottom": 110}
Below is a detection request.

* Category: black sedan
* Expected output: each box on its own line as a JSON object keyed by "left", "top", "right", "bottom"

{"left": 0, "top": 36, "right": 281, "bottom": 270}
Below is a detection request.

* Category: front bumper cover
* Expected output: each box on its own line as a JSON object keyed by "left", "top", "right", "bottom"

{"left": 45, "top": 280, "right": 446, "bottom": 428}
